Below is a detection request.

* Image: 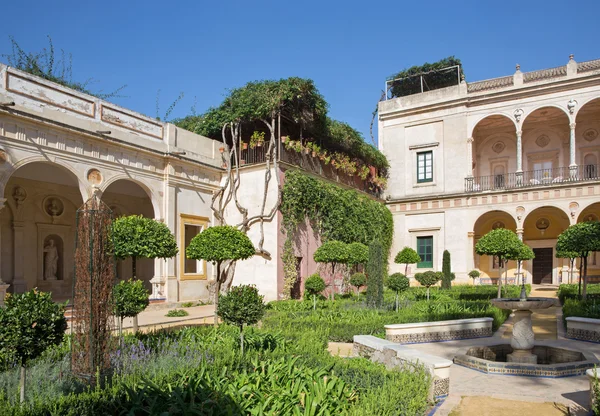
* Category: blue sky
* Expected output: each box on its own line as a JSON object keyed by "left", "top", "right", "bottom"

{"left": 1, "top": 0, "right": 598, "bottom": 142}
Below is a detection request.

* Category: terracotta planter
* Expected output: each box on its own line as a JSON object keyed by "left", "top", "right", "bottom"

{"left": 281, "top": 136, "right": 288, "bottom": 143}
{"left": 257, "top": 141, "right": 263, "bottom": 147}
{"left": 304, "top": 148, "right": 310, "bottom": 155}
{"left": 312, "top": 151, "right": 317, "bottom": 157}
{"left": 219, "top": 147, "right": 225, "bottom": 153}
{"left": 240, "top": 159, "right": 246, "bottom": 165}
{"left": 243, "top": 143, "right": 248, "bottom": 150}
{"left": 222, "top": 162, "right": 228, "bottom": 168}
{"left": 369, "top": 166, "right": 377, "bottom": 176}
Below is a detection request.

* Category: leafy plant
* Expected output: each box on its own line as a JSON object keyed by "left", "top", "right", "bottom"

{"left": 186, "top": 225, "right": 255, "bottom": 325}
{"left": 181, "top": 302, "right": 195, "bottom": 308}
{"left": 441, "top": 250, "right": 453, "bottom": 289}
{"left": 113, "top": 279, "right": 150, "bottom": 335}
{"left": 304, "top": 274, "right": 326, "bottom": 310}
{"left": 386, "top": 273, "right": 410, "bottom": 312}
{"left": 394, "top": 247, "right": 421, "bottom": 275}
{"left": 112, "top": 215, "right": 178, "bottom": 280}
{"left": 475, "top": 228, "right": 523, "bottom": 299}
{"left": 0, "top": 290, "right": 67, "bottom": 402}
{"left": 366, "top": 241, "right": 384, "bottom": 308}
{"left": 388, "top": 56, "right": 464, "bottom": 98}
{"left": 414, "top": 271, "right": 441, "bottom": 300}
{"left": 281, "top": 237, "right": 299, "bottom": 299}
{"left": 314, "top": 241, "right": 349, "bottom": 273}
{"left": 165, "top": 309, "right": 189, "bottom": 317}
{"left": 349, "top": 272, "right": 367, "bottom": 298}
{"left": 347, "top": 242, "right": 369, "bottom": 270}
{"left": 249, "top": 130, "right": 265, "bottom": 148}
{"left": 506, "top": 242, "right": 535, "bottom": 287}
{"left": 217, "top": 285, "right": 266, "bottom": 354}
{"left": 556, "top": 250, "right": 580, "bottom": 285}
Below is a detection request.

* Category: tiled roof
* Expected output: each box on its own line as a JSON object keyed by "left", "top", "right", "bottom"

{"left": 523, "top": 65, "right": 567, "bottom": 83}
{"left": 467, "top": 76, "right": 513, "bottom": 93}
{"left": 578, "top": 59, "right": 600, "bottom": 73}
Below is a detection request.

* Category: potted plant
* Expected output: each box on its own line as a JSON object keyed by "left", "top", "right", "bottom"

{"left": 250, "top": 131, "right": 265, "bottom": 149}
{"left": 304, "top": 142, "right": 311, "bottom": 155}
{"left": 311, "top": 143, "right": 321, "bottom": 158}
{"left": 358, "top": 165, "right": 369, "bottom": 180}
{"left": 219, "top": 146, "right": 225, "bottom": 153}
{"left": 242, "top": 142, "right": 248, "bottom": 150}
{"left": 281, "top": 135, "right": 288, "bottom": 143}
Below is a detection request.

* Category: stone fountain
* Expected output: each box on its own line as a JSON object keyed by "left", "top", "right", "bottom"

{"left": 454, "top": 283, "right": 599, "bottom": 377}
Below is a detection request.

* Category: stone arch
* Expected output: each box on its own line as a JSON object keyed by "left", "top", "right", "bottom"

{"left": 521, "top": 107, "right": 570, "bottom": 173}
{"left": 0, "top": 156, "right": 90, "bottom": 203}
{"left": 101, "top": 175, "right": 161, "bottom": 220}
{"left": 574, "top": 96, "right": 600, "bottom": 121}
{"left": 472, "top": 115, "right": 518, "bottom": 178}
{"left": 522, "top": 104, "right": 571, "bottom": 126}
{"left": 522, "top": 205, "right": 570, "bottom": 241}
{"left": 472, "top": 210, "right": 518, "bottom": 281}
{"left": 468, "top": 113, "right": 517, "bottom": 139}
{"left": 578, "top": 202, "right": 600, "bottom": 223}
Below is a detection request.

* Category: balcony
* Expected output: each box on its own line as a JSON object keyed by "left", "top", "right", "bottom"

{"left": 465, "top": 165, "right": 600, "bottom": 193}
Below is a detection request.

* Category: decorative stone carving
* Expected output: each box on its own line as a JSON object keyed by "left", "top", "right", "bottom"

{"left": 492, "top": 141, "right": 505, "bottom": 154}
{"left": 584, "top": 214, "right": 599, "bottom": 222}
{"left": 492, "top": 221, "right": 505, "bottom": 230}
{"left": 536, "top": 218, "right": 550, "bottom": 231}
{"left": 87, "top": 169, "right": 103, "bottom": 185}
{"left": 43, "top": 238, "right": 59, "bottom": 280}
{"left": 535, "top": 134, "right": 550, "bottom": 148}
{"left": 43, "top": 197, "right": 64, "bottom": 223}
{"left": 516, "top": 206, "right": 525, "bottom": 221}
{"left": 514, "top": 108, "right": 524, "bottom": 123}
{"left": 569, "top": 202, "right": 579, "bottom": 218}
{"left": 584, "top": 129, "right": 598, "bottom": 142}
{"left": 568, "top": 99, "right": 578, "bottom": 115}
{"left": 0, "top": 150, "right": 8, "bottom": 164}
{"left": 12, "top": 186, "right": 27, "bottom": 207}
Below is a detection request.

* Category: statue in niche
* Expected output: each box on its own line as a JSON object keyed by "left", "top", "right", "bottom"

{"left": 43, "top": 239, "right": 59, "bottom": 280}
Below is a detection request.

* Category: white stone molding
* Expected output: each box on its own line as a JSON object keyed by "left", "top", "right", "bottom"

{"left": 569, "top": 122, "right": 577, "bottom": 170}
{"left": 516, "top": 130, "right": 523, "bottom": 173}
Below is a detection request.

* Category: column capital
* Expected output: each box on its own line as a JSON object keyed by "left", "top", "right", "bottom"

{"left": 467, "top": 137, "right": 474, "bottom": 143}
{"left": 467, "top": 231, "right": 475, "bottom": 238}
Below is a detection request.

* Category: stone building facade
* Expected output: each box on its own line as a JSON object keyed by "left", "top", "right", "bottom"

{"left": 380, "top": 56, "right": 600, "bottom": 285}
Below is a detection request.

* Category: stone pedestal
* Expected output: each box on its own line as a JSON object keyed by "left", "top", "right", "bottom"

{"left": 508, "top": 309, "right": 537, "bottom": 364}
{"left": 0, "top": 283, "right": 9, "bottom": 306}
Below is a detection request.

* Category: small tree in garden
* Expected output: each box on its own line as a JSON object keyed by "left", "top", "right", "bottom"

{"left": 556, "top": 250, "right": 581, "bottom": 285}
{"left": 313, "top": 240, "right": 349, "bottom": 298}
{"left": 347, "top": 242, "right": 369, "bottom": 272}
{"left": 217, "top": 285, "right": 265, "bottom": 355}
{"left": 366, "top": 241, "right": 385, "bottom": 308}
{"left": 468, "top": 270, "right": 480, "bottom": 282}
{"left": 475, "top": 228, "right": 522, "bottom": 299}
{"left": 349, "top": 272, "right": 367, "bottom": 298}
{"left": 394, "top": 247, "right": 421, "bottom": 275}
{"left": 112, "top": 215, "right": 178, "bottom": 280}
{"left": 441, "top": 250, "right": 453, "bottom": 289}
{"left": 556, "top": 221, "right": 600, "bottom": 300}
{"left": 386, "top": 273, "right": 410, "bottom": 312}
{"left": 113, "top": 279, "right": 150, "bottom": 336}
{"left": 0, "top": 290, "right": 67, "bottom": 403}
{"left": 186, "top": 225, "right": 255, "bottom": 325}
{"left": 304, "top": 273, "right": 326, "bottom": 310}
{"left": 414, "top": 271, "right": 441, "bottom": 301}
{"left": 506, "top": 243, "right": 535, "bottom": 286}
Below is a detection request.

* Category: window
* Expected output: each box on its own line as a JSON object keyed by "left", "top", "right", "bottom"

{"left": 584, "top": 154, "right": 598, "bottom": 179}
{"left": 493, "top": 165, "right": 505, "bottom": 189}
{"left": 180, "top": 214, "right": 209, "bottom": 280}
{"left": 416, "top": 236, "right": 433, "bottom": 268}
{"left": 533, "top": 161, "right": 553, "bottom": 181}
{"left": 417, "top": 151, "right": 433, "bottom": 183}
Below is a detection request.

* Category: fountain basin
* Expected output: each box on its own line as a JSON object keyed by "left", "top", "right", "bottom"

{"left": 454, "top": 344, "right": 598, "bottom": 377}
{"left": 490, "top": 297, "right": 558, "bottom": 310}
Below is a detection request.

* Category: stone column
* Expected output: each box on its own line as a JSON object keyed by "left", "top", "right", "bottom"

{"left": 467, "top": 232, "right": 475, "bottom": 273}
{"left": 569, "top": 122, "right": 577, "bottom": 178}
{"left": 516, "top": 130, "right": 523, "bottom": 185}
{"left": 0, "top": 199, "right": 8, "bottom": 305}
{"left": 12, "top": 221, "right": 26, "bottom": 293}
{"left": 466, "top": 137, "right": 474, "bottom": 177}
{"left": 516, "top": 227, "right": 524, "bottom": 241}
{"left": 507, "top": 309, "right": 537, "bottom": 364}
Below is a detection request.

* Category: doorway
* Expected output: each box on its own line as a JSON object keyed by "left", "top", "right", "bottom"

{"left": 532, "top": 248, "right": 553, "bottom": 284}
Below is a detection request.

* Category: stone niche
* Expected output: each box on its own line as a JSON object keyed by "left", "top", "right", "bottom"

{"left": 36, "top": 224, "right": 73, "bottom": 299}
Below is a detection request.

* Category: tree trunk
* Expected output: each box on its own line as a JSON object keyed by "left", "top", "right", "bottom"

{"left": 497, "top": 263, "right": 503, "bottom": 299}
{"left": 578, "top": 257, "right": 584, "bottom": 298}
{"left": 214, "top": 262, "right": 221, "bottom": 326}
{"left": 132, "top": 256, "right": 137, "bottom": 279}
{"left": 313, "top": 294, "right": 316, "bottom": 311}
{"left": 133, "top": 315, "right": 139, "bottom": 334}
{"left": 119, "top": 317, "right": 123, "bottom": 342}
{"left": 583, "top": 256, "right": 589, "bottom": 300}
{"left": 395, "top": 292, "right": 399, "bottom": 312}
{"left": 240, "top": 325, "right": 244, "bottom": 355}
{"left": 405, "top": 264, "right": 408, "bottom": 276}
{"left": 19, "top": 364, "right": 25, "bottom": 403}
{"left": 569, "top": 258, "right": 575, "bottom": 284}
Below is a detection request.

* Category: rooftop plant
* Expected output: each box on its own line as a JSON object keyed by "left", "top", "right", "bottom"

{"left": 387, "top": 56, "right": 464, "bottom": 98}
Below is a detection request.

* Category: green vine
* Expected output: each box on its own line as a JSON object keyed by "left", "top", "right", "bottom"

{"left": 282, "top": 237, "right": 298, "bottom": 299}
{"left": 280, "top": 170, "right": 393, "bottom": 296}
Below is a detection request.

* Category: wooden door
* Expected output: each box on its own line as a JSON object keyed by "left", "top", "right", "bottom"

{"left": 532, "top": 248, "right": 553, "bottom": 284}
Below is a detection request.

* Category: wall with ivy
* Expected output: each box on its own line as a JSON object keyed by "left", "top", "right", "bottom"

{"left": 279, "top": 170, "right": 394, "bottom": 298}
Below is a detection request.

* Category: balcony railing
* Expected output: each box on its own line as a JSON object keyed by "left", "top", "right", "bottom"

{"left": 465, "top": 165, "right": 600, "bottom": 193}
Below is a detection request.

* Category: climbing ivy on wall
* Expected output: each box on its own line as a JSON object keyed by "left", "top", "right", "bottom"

{"left": 280, "top": 170, "right": 393, "bottom": 297}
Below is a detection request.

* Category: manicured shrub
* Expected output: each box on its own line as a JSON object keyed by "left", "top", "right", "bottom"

{"left": 385, "top": 273, "right": 409, "bottom": 312}
{"left": 441, "top": 250, "right": 453, "bottom": 289}
{"left": 165, "top": 309, "right": 189, "bottom": 317}
{"left": 414, "top": 271, "right": 441, "bottom": 300}
{"left": 313, "top": 241, "right": 349, "bottom": 273}
{"left": 186, "top": 225, "right": 255, "bottom": 324}
{"left": 366, "top": 241, "right": 384, "bottom": 308}
{"left": 0, "top": 290, "right": 67, "bottom": 403}
{"left": 305, "top": 274, "right": 326, "bottom": 310}
{"left": 217, "top": 285, "right": 266, "bottom": 354}
{"left": 394, "top": 247, "right": 421, "bottom": 275}
{"left": 468, "top": 270, "right": 480, "bottom": 281}
{"left": 347, "top": 242, "right": 369, "bottom": 270}
{"left": 349, "top": 272, "right": 367, "bottom": 297}
{"left": 558, "top": 283, "right": 600, "bottom": 303}
{"left": 113, "top": 279, "right": 150, "bottom": 335}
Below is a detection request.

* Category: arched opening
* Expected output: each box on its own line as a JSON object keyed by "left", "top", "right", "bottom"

{"left": 521, "top": 107, "right": 570, "bottom": 183}
{"left": 576, "top": 98, "right": 600, "bottom": 178}
{"left": 523, "top": 206, "right": 570, "bottom": 284}
{"left": 472, "top": 115, "right": 516, "bottom": 189}
{"left": 472, "top": 210, "right": 517, "bottom": 283}
{"left": 578, "top": 203, "right": 600, "bottom": 278}
{"left": 1, "top": 162, "right": 84, "bottom": 299}
{"left": 102, "top": 179, "right": 155, "bottom": 292}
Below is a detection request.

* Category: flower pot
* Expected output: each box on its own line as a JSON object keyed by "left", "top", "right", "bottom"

{"left": 222, "top": 162, "right": 228, "bottom": 168}
{"left": 219, "top": 147, "right": 225, "bottom": 153}
{"left": 281, "top": 136, "right": 288, "bottom": 143}
{"left": 304, "top": 148, "right": 310, "bottom": 155}
{"left": 243, "top": 143, "right": 248, "bottom": 150}
{"left": 369, "top": 166, "right": 377, "bottom": 176}
{"left": 257, "top": 141, "right": 263, "bottom": 147}
{"left": 240, "top": 159, "right": 246, "bottom": 165}
{"left": 312, "top": 151, "right": 317, "bottom": 157}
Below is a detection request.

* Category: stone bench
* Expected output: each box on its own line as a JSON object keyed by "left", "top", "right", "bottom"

{"left": 385, "top": 317, "right": 494, "bottom": 344}
{"left": 353, "top": 335, "right": 452, "bottom": 399}
{"left": 566, "top": 316, "right": 600, "bottom": 343}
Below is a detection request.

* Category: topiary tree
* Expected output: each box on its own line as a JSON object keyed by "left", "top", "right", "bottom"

{"left": 186, "top": 225, "right": 255, "bottom": 325}
{"left": 349, "top": 272, "right": 367, "bottom": 298}
{"left": 366, "top": 241, "right": 384, "bottom": 308}
{"left": 217, "top": 285, "right": 265, "bottom": 355}
{"left": 0, "top": 290, "right": 67, "bottom": 403}
{"left": 394, "top": 247, "right": 421, "bottom": 275}
{"left": 506, "top": 242, "right": 535, "bottom": 288}
{"left": 112, "top": 215, "right": 178, "bottom": 280}
{"left": 441, "top": 250, "right": 453, "bottom": 289}
{"left": 385, "top": 273, "right": 410, "bottom": 312}
{"left": 475, "top": 228, "right": 522, "bottom": 299}
{"left": 556, "top": 222, "right": 600, "bottom": 300}
{"left": 468, "top": 270, "right": 481, "bottom": 282}
{"left": 556, "top": 249, "right": 581, "bottom": 285}
{"left": 113, "top": 279, "right": 150, "bottom": 336}
{"left": 313, "top": 240, "right": 349, "bottom": 298}
{"left": 414, "top": 271, "right": 441, "bottom": 301}
{"left": 347, "top": 242, "right": 369, "bottom": 272}
{"left": 304, "top": 273, "right": 326, "bottom": 310}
